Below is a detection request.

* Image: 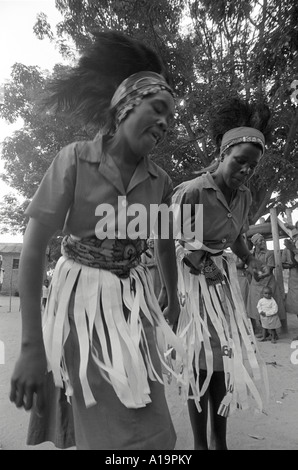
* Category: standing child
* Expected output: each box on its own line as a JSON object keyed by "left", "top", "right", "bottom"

{"left": 257, "top": 286, "right": 281, "bottom": 343}
{"left": 246, "top": 233, "right": 286, "bottom": 335}
{"left": 9, "top": 30, "right": 182, "bottom": 451}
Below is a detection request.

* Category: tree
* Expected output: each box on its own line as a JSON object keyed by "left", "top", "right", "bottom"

{"left": 0, "top": 0, "right": 297, "bottom": 235}
{"left": 0, "top": 194, "right": 30, "bottom": 235}
{"left": 0, "top": 63, "right": 92, "bottom": 198}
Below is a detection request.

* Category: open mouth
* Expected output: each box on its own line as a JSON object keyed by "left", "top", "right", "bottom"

{"left": 151, "top": 132, "right": 161, "bottom": 144}
{"left": 150, "top": 129, "right": 163, "bottom": 145}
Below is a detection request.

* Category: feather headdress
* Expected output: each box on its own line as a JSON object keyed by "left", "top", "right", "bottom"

{"left": 43, "top": 30, "right": 168, "bottom": 129}
{"left": 208, "top": 97, "right": 272, "bottom": 151}
{"left": 194, "top": 97, "right": 272, "bottom": 175}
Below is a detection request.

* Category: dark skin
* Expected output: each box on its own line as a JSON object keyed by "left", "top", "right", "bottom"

{"left": 183, "top": 142, "right": 270, "bottom": 450}
{"left": 9, "top": 90, "right": 179, "bottom": 414}
{"left": 259, "top": 287, "right": 278, "bottom": 342}
{"left": 284, "top": 238, "right": 298, "bottom": 258}
{"left": 253, "top": 237, "right": 274, "bottom": 279}
{"left": 184, "top": 144, "right": 270, "bottom": 282}
{"left": 188, "top": 371, "right": 227, "bottom": 450}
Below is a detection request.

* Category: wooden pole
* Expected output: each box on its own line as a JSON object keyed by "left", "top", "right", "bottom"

{"left": 270, "top": 207, "right": 287, "bottom": 333}
{"left": 8, "top": 264, "right": 13, "bottom": 313}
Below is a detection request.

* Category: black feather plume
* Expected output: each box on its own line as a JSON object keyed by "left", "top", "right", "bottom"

{"left": 208, "top": 97, "right": 273, "bottom": 151}
{"left": 42, "top": 30, "right": 167, "bottom": 128}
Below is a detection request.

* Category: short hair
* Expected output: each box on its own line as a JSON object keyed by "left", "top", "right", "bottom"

{"left": 262, "top": 286, "right": 273, "bottom": 295}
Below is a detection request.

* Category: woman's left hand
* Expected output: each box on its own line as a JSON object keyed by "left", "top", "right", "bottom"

{"left": 163, "top": 295, "right": 180, "bottom": 333}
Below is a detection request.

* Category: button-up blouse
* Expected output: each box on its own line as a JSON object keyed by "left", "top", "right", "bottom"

{"left": 173, "top": 172, "right": 252, "bottom": 251}
{"left": 26, "top": 136, "right": 173, "bottom": 240}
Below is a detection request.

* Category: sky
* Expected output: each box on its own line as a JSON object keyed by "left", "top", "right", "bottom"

{"left": 0, "top": 1, "right": 297, "bottom": 246}
{"left": 0, "top": 0, "right": 66, "bottom": 242}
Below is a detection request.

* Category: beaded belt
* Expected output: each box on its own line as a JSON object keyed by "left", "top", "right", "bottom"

{"left": 61, "top": 235, "right": 148, "bottom": 278}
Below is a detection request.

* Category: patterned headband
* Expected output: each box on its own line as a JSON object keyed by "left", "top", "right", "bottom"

{"left": 220, "top": 127, "right": 265, "bottom": 156}
{"left": 110, "top": 71, "right": 174, "bottom": 127}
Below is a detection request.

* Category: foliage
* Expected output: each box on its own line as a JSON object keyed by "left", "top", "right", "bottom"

{"left": 0, "top": 0, "right": 297, "bottom": 238}
{"left": 0, "top": 194, "right": 30, "bottom": 235}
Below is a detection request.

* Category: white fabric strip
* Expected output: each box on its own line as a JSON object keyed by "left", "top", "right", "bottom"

{"left": 175, "top": 247, "right": 269, "bottom": 417}
{"left": 42, "top": 256, "right": 184, "bottom": 409}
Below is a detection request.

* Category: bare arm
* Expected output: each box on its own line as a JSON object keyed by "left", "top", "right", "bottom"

{"left": 285, "top": 239, "right": 298, "bottom": 254}
{"left": 19, "top": 219, "right": 56, "bottom": 344}
{"left": 10, "top": 218, "right": 57, "bottom": 412}
{"left": 155, "top": 236, "right": 180, "bottom": 327}
{"left": 231, "top": 235, "right": 254, "bottom": 264}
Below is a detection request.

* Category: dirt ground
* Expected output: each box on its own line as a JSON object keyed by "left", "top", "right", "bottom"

{"left": 1, "top": 294, "right": 298, "bottom": 451}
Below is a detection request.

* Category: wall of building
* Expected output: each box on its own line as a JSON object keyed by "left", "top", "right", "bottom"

{"left": 0, "top": 253, "right": 20, "bottom": 296}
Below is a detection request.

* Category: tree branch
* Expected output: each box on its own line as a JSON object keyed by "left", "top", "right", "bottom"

{"left": 182, "top": 120, "right": 209, "bottom": 166}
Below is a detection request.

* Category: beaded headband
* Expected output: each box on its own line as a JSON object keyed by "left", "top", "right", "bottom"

{"left": 220, "top": 127, "right": 265, "bottom": 156}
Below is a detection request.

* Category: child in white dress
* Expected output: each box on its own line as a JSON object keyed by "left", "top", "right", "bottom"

{"left": 257, "top": 286, "right": 281, "bottom": 343}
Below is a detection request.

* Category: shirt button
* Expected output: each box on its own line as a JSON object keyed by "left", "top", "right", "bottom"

{"left": 227, "top": 213, "right": 232, "bottom": 218}
{"left": 222, "top": 238, "right": 227, "bottom": 243}
{"left": 122, "top": 199, "right": 127, "bottom": 207}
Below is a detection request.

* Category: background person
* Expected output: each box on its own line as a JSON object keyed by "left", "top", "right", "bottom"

{"left": 233, "top": 251, "right": 250, "bottom": 306}
{"left": 282, "top": 238, "right": 298, "bottom": 340}
{"left": 246, "top": 233, "right": 286, "bottom": 337}
{"left": 257, "top": 285, "right": 281, "bottom": 343}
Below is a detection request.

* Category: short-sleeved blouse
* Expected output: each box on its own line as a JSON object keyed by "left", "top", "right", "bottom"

{"left": 173, "top": 172, "right": 252, "bottom": 251}
{"left": 255, "top": 250, "right": 275, "bottom": 269}
{"left": 25, "top": 136, "right": 173, "bottom": 239}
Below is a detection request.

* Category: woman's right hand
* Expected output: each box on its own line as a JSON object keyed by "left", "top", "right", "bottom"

{"left": 10, "top": 344, "right": 47, "bottom": 414}
{"left": 183, "top": 250, "right": 205, "bottom": 275}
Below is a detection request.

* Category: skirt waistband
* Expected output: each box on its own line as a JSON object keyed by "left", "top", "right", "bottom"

{"left": 61, "top": 235, "right": 148, "bottom": 278}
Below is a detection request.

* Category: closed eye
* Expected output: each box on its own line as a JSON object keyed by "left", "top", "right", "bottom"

{"left": 153, "top": 104, "right": 163, "bottom": 114}
{"left": 151, "top": 97, "right": 175, "bottom": 126}
{"left": 235, "top": 157, "right": 258, "bottom": 170}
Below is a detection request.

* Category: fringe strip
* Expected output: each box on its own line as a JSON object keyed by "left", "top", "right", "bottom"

{"left": 175, "top": 246, "right": 269, "bottom": 417}
{"left": 43, "top": 256, "right": 185, "bottom": 409}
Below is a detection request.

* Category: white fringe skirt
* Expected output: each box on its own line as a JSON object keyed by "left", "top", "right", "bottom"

{"left": 174, "top": 246, "right": 269, "bottom": 418}
{"left": 42, "top": 255, "right": 184, "bottom": 410}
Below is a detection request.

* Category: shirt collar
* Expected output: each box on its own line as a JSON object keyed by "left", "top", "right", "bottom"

{"left": 78, "top": 134, "right": 158, "bottom": 177}
{"left": 201, "top": 172, "right": 247, "bottom": 192}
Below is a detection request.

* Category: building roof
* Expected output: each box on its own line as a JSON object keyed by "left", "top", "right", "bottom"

{"left": 246, "top": 216, "right": 291, "bottom": 241}
{"left": 0, "top": 243, "right": 23, "bottom": 254}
